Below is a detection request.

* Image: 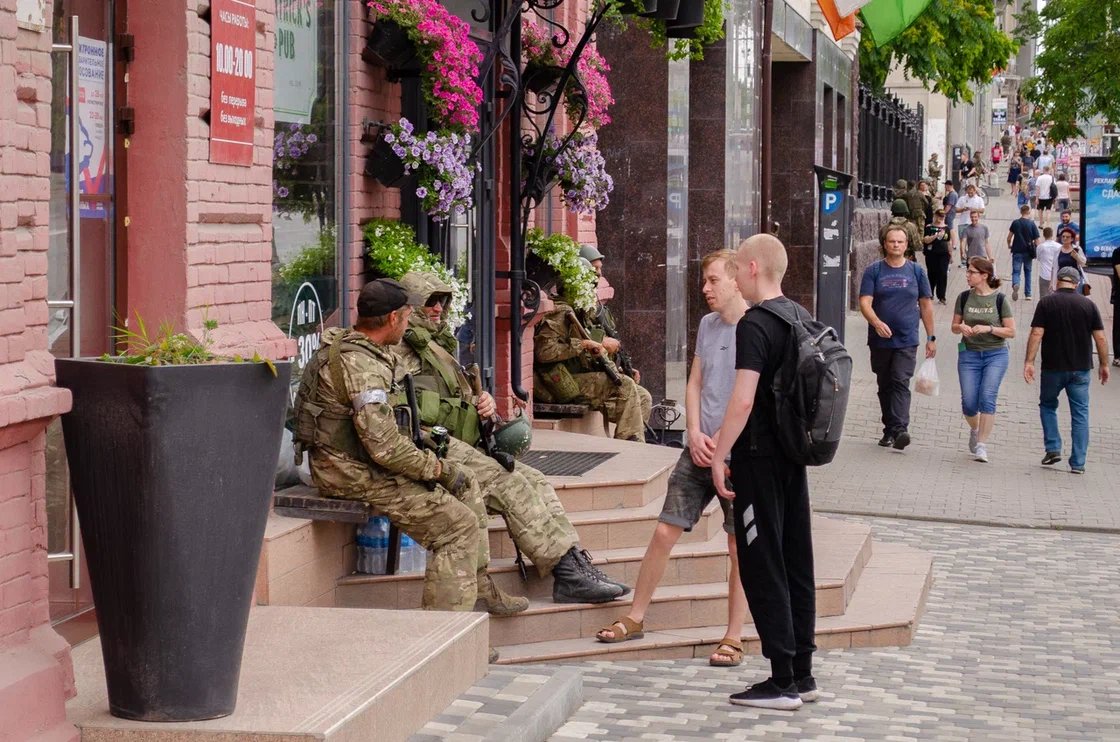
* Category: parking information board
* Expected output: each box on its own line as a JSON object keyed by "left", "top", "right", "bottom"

{"left": 814, "top": 166, "right": 853, "bottom": 344}
{"left": 210, "top": 0, "right": 256, "bottom": 166}
{"left": 1079, "top": 156, "right": 1120, "bottom": 262}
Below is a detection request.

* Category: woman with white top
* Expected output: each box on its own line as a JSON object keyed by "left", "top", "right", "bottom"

{"left": 1035, "top": 226, "right": 1062, "bottom": 299}
{"left": 1055, "top": 173, "right": 1072, "bottom": 212}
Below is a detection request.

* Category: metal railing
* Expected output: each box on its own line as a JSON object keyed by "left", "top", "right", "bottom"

{"left": 857, "top": 84, "right": 924, "bottom": 205}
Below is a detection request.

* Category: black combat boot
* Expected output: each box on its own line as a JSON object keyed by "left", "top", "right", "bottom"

{"left": 577, "top": 548, "right": 631, "bottom": 597}
{"left": 552, "top": 547, "right": 624, "bottom": 604}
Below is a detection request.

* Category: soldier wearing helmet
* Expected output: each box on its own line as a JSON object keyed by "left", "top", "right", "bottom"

{"left": 394, "top": 271, "right": 627, "bottom": 604}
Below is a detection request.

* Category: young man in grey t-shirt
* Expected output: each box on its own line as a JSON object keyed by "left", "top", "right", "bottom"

{"left": 960, "top": 209, "right": 992, "bottom": 264}
{"left": 595, "top": 250, "right": 750, "bottom": 667}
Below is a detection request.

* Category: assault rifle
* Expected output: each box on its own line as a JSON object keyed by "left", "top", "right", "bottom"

{"left": 595, "top": 303, "right": 637, "bottom": 381}
{"left": 566, "top": 310, "right": 623, "bottom": 387}
{"left": 403, "top": 373, "right": 437, "bottom": 491}
{"left": 464, "top": 363, "right": 515, "bottom": 473}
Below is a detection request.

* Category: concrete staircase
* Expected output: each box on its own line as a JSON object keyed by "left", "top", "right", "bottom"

{"left": 330, "top": 430, "right": 933, "bottom": 665}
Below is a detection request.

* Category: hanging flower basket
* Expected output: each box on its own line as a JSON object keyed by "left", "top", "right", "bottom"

{"left": 382, "top": 117, "right": 478, "bottom": 221}
{"left": 523, "top": 62, "right": 565, "bottom": 95}
{"left": 649, "top": 0, "right": 682, "bottom": 20}
{"left": 364, "top": 135, "right": 407, "bottom": 187}
{"left": 619, "top": 0, "right": 659, "bottom": 15}
{"left": 665, "top": 0, "right": 704, "bottom": 37}
{"left": 362, "top": 20, "right": 418, "bottom": 70}
{"left": 521, "top": 22, "right": 613, "bottom": 130}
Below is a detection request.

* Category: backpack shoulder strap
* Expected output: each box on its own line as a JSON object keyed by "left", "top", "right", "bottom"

{"left": 996, "top": 292, "right": 1005, "bottom": 319}
{"left": 752, "top": 299, "right": 800, "bottom": 328}
{"left": 956, "top": 290, "right": 970, "bottom": 315}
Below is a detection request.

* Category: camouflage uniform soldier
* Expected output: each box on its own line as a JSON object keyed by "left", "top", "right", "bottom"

{"left": 534, "top": 295, "right": 650, "bottom": 441}
{"left": 291, "top": 278, "right": 526, "bottom": 617}
{"left": 880, "top": 199, "right": 923, "bottom": 259}
{"left": 395, "top": 272, "right": 626, "bottom": 603}
{"left": 576, "top": 248, "right": 653, "bottom": 425}
{"left": 897, "top": 178, "right": 928, "bottom": 233}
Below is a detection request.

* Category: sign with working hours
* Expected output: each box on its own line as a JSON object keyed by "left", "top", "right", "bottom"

{"left": 210, "top": 0, "right": 257, "bottom": 166}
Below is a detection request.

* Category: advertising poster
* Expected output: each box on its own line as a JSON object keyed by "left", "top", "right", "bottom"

{"left": 274, "top": 0, "right": 318, "bottom": 125}
{"left": 210, "top": 0, "right": 257, "bottom": 166}
{"left": 77, "top": 36, "right": 108, "bottom": 219}
{"left": 991, "top": 97, "right": 1007, "bottom": 128}
{"left": 1079, "top": 157, "right": 1120, "bottom": 262}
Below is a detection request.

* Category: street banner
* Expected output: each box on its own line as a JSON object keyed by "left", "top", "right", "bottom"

{"left": 210, "top": 0, "right": 257, "bottom": 166}
{"left": 860, "top": 0, "right": 934, "bottom": 46}
{"left": 992, "top": 97, "right": 1007, "bottom": 128}
{"left": 76, "top": 36, "right": 108, "bottom": 219}
{"left": 1079, "top": 156, "right": 1120, "bottom": 262}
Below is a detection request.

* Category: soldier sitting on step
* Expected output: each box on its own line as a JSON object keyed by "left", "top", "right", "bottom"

{"left": 394, "top": 271, "right": 628, "bottom": 604}
{"left": 290, "top": 278, "right": 528, "bottom": 637}
{"left": 533, "top": 268, "right": 652, "bottom": 442}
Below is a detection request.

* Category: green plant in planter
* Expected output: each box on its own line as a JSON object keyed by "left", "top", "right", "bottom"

{"left": 525, "top": 228, "right": 599, "bottom": 312}
{"left": 103, "top": 314, "right": 278, "bottom": 375}
{"left": 648, "top": 0, "right": 728, "bottom": 60}
{"left": 278, "top": 228, "right": 336, "bottom": 286}
{"left": 363, "top": 218, "right": 470, "bottom": 329}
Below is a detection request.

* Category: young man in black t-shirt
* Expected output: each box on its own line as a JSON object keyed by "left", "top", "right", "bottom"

{"left": 711, "top": 234, "right": 817, "bottom": 711}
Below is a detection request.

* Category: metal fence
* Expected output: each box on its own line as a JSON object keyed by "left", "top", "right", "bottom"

{"left": 857, "top": 84, "right": 924, "bottom": 205}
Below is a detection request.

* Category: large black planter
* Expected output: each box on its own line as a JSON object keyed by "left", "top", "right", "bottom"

{"left": 365, "top": 136, "right": 407, "bottom": 187}
{"left": 637, "top": 0, "right": 670, "bottom": 18}
{"left": 622, "top": 0, "right": 659, "bottom": 14}
{"left": 361, "top": 20, "right": 418, "bottom": 71}
{"left": 55, "top": 359, "right": 292, "bottom": 722}
{"left": 665, "top": 0, "right": 704, "bottom": 37}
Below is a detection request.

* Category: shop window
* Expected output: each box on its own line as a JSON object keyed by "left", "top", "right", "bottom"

{"left": 272, "top": 0, "right": 340, "bottom": 378}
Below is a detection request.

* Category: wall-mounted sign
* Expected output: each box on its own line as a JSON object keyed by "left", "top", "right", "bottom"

{"left": 76, "top": 36, "right": 109, "bottom": 219}
{"left": 210, "top": 0, "right": 257, "bottom": 166}
{"left": 991, "top": 97, "right": 1007, "bottom": 128}
{"left": 275, "top": 0, "right": 318, "bottom": 124}
{"left": 287, "top": 281, "right": 326, "bottom": 403}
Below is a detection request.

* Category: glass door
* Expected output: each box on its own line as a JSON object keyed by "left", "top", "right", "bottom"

{"left": 46, "top": 0, "right": 117, "bottom": 640}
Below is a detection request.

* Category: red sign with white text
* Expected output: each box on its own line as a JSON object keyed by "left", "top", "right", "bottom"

{"left": 210, "top": 0, "right": 256, "bottom": 166}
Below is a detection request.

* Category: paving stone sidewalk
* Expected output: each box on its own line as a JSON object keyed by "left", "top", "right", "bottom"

{"left": 813, "top": 189, "right": 1120, "bottom": 531}
{"left": 550, "top": 516, "right": 1120, "bottom": 742}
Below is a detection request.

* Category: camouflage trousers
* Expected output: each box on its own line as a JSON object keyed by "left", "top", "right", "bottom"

{"left": 312, "top": 455, "right": 488, "bottom": 612}
{"left": 444, "top": 438, "right": 578, "bottom": 576}
{"left": 574, "top": 372, "right": 651, "bottom": 441}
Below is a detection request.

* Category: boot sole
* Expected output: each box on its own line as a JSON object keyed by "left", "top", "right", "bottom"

{"left": 553, "top": 592, "right": 626, "bottom": 604}
{"left": 475, "top": 600, "right": 529, "bottom": 616}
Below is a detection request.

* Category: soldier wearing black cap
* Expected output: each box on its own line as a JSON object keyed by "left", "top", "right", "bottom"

{"left": 290, "top": 278, "right": 527, "bottom": 622}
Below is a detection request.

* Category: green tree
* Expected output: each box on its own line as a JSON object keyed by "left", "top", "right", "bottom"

{"left": 1022, "top": 0, "right": 1120, "bottom": 169}
{"left": 859, "top": 0, "right": 1017, "bottom": 104}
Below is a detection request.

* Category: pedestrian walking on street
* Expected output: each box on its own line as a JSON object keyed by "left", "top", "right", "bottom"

{"left": 594, "top": 250, "right": 749, "bottom": 666}
{"left": 1024, "top": 267, "right": 1111, "bottom": 474}
{"left": 1036, "top": 167, "right": 1056, "bottom": 228}
{"left": 942, "top": 180, "right": 960, "bottom": 254}
{"left": 1007, "top": 204, "right": 1040, "bottom": 301}
{"left": 1051, "top": 230, "right": 1087, "bottom": 294}
{"left": 711, "top": 234, "right": 819, "bottom": 711}
{"left": 952, "top": 258, "right": 1016, "bottom": 463}
{"left": 1036, "top": 227, "right": 1061, "bottom": 300}
{"left": 1055, "top": 173, "right": 1072, "bottom": 212}
{"left": 859, "top": 226, "right": 937, "bottom": 450}
{"left": 1056, "top": 209, "right": 1080, "bottom": 245}
{"left": 961, "top": 209, "right": 993, "bottom": 266}
{"left": 922, "top": 209, "right": 951, "bottom": 304}
{"left": 1007, "top": 157, "right": 1022, "bottom": 193}
{"left": 954, "top": 184, "right": 987, "bottom": 266}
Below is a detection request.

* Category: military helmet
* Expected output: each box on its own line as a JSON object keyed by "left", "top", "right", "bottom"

{"left": 492, "top": 413, "right": 532, "bottom": 458}
{"left": 400, "top": 271, "right": 452, "bottom": 308}
{"left": 890, "top": 198, "right": 909, "bottom": 217}
{"left": 578, "top": 244, "right": 605, "bottom": 263}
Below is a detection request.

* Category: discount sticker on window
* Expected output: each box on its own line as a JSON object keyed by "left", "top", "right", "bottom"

{"left": 210, "top": 0, "right": 256, "bottom": 166}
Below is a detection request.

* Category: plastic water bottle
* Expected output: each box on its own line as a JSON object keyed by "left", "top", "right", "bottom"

{"left": 356, "top": 516, "right": 390, "bottom": 575}
{"left": 416, "top": 546, "right": 428, "bottom": 573}
{"left": 373, "top": 517, "right": 389, "bottom": 575}
{"left": 399, "top": 533, "right": 413, "bottom": 573}
{"left": 355, "top": 519, "right": 373, "bottom": 574}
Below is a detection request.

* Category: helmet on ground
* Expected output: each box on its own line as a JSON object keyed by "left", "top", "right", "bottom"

{"left": 492, "top": 413, "right": 532, "bottom": 458}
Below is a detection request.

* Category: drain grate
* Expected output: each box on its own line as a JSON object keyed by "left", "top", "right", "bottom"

{"left": 518, "top": 450, "right": 618, "bottom": 477}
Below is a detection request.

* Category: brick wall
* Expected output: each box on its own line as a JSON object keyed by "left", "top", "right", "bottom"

{"left": 0, "top": 2, "right": 79, "bottom": 738}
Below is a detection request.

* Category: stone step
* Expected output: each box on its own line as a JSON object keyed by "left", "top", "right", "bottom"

{"left": 336, "top": 517, "right": 873, "bottom": 647}
{"left": 408, "top": 666, "right": 582, "bottom": 742}
{"left": 492, "top": 540, "right": 933, "bottom": 665}
{"left": 66, "top": 607, "right": 488, "bottom": 742}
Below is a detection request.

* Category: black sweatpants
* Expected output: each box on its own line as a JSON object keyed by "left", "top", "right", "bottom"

{"left": 730, "top": 455, "right": 816, "bottom": 680}
{"left": 869, "top": 345, "right": 918, "bottom": 437}
{"left": 926, "top": 252, "right": 950, "bottom": 302}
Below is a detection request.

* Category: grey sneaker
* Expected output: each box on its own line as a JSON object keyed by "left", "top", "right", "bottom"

{"left": 729, "top": 679, "right": 803, "bottom": 711}
{"left": 974, "top": 443, "right": 989, "bottom": 463}
{"left": 1012, "top": 285, "right": 1019, "bottom": 300}
{"left": 968, "top": 428, "right": 979, "bottom": 454}
{"left": 795, "top": 676, "right": 820, "bottom": 703}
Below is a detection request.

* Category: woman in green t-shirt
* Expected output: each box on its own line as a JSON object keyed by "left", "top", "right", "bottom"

{"left": 951, "top": 257, "right": 1017, "bottom": 463}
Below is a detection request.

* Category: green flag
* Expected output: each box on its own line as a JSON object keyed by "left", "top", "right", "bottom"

{"left": 860, "top": 0, "right": 935, "bottom": 46}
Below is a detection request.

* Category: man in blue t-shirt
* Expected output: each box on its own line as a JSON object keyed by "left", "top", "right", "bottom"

{"left": 859, "top": 225, "right": 937, "bottom": 450}
{"left": 1007, "top": 204, "right": 1041, "bottom": 301}
{"left": 1056, "top": 210, "right": 1080, "bottom": 245}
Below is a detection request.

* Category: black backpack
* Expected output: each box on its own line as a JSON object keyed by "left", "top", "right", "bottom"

{"left": 753, "top": 300, "right": 853, "bottom": 466}
{"left": 1049, "top": 180, "right": 1058, "bottom": 200}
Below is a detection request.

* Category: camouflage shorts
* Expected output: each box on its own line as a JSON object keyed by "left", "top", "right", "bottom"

{"left": 659, "top": 448, "right": 734, "bottom": 534}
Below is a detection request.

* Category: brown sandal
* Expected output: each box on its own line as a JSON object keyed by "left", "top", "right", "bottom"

{"left": 709, "top": 637, "right": 743, "bottom": 667}
{"left": 595, "top": 616, "right": 644, "bottom": 643}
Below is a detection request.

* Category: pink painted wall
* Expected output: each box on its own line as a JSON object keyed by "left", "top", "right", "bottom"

{"left": 0, "top": 1, "right": 79, "bottom": 738}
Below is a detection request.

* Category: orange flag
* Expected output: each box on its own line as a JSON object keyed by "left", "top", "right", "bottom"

{"left": 817, "top": 0, "right": 857, "bottom": 41}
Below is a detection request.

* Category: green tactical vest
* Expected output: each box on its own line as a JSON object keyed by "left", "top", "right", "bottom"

{"left": 290, "top": 338, "right": 404, "bottom": 464}
{"left": 403, "top": 326, "right": 481, "bottom": 448}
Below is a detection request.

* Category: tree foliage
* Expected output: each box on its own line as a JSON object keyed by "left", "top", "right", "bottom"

{"left": 1022, "top": 0, "right": 1120, "bottom": 162}
{"left": 859, "top": 0, "right": 1017, "bottom": 104}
